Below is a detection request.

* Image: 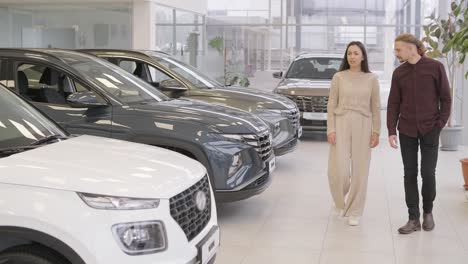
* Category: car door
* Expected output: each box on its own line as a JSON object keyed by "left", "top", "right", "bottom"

{"left": 8, "top": 60, "right": 113, "bottom": 137}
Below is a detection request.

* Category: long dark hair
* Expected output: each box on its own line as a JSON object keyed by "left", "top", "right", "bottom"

{"left": 339, "top": 41, "right": 371, "bottom": 73}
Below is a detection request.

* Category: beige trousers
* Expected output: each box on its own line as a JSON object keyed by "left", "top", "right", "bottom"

{"left": 328, "top": 111, "right": 372, "bottom": 217}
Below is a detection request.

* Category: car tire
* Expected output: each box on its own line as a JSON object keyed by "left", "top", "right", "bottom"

{"left": 0, "top": 245, "right": 70, "bottom": 264}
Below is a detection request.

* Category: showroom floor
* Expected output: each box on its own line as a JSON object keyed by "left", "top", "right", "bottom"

{"left": 215, "top": 72, "right": 468, "bottom": 264}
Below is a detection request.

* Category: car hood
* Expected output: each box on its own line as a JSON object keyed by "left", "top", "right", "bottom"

{"left": 129, "top": 99, "right": 269, "bottom": 134}
{"left": 204, "top": 86, "right": 297, "bottom": 112}
{"left": 0, "top": 135, "right": 206, "bottom": 199}
{"left": 274, "top": 78, "right": 331, "bottom": 97}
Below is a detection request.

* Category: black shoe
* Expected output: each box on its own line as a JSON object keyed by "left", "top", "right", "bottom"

{"left": 422, "top": 213, "right": 435, "bottom": 231}
{"left": 398, "top": 219, "right": 421, "bottom": 234}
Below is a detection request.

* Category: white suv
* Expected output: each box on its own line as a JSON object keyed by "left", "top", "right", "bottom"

{"left": 0, "top": 84, "right": 219, "bottom": 264}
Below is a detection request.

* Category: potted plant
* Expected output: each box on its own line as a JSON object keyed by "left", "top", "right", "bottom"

{"left": 208, "top": 36, "right": 250, "bottom": 87}
{"left": 422, "top": 0, "right": 467, "bottom": 151}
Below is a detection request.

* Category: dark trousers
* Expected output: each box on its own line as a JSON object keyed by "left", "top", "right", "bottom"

{"left": 399, "top": 127, "right": 441, "bottom": 220}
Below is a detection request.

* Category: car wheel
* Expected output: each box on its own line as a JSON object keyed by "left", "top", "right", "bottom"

{"left": 0, "top": 245, "right": 69, "bottom": 264}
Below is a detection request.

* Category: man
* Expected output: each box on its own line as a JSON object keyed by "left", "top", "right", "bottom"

{"left": 387, "top": 33, "right": 451, "bottom": 234}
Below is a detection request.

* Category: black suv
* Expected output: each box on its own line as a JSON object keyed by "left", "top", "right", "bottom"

{"left": 81, "top": 50, "right": 301, "bottom": 156}
{"left": 0, "top": 49, "right": 276, "bottom": 202}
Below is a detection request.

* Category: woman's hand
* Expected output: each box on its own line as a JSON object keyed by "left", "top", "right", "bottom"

{"left": 328, "top": 132, "right": 336, "bottom": 145}
{"left": 370, "top": 132, "right": 379, "bottom": 148}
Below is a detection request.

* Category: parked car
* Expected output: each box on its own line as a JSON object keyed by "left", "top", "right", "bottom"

{"left": 0, "top": 83, "right": 219, "bottom": 264}
{"left": 273, "top": 54, "right": 389, "bottom": 132}
{"left": 0, "top": 48, "right": 276, "bottom": 202}
{"left": 80, "top": 49, "right": 302, "bottom": 156}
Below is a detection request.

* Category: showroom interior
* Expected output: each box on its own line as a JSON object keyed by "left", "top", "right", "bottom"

{"left": 0, "top": 0, "right": 467, "bottom": 263}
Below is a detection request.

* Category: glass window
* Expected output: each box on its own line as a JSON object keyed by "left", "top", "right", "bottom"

{"left": 1, "top": 3, "right": 132, "bottom": 49}
{"left": 285, "top": 57, "right": 342, "bottom": 80}
{"left": 176, "top": 10, "right": 197, "bottom": 24}
{"left": 148, "top": 65, "right": 173, "bottom": 84}
{"left": 155, "top": 5, "right": 174, "bottom": 24}
{"left": 0, "top": 84, "right": 66, "bottom": 149}
{"left": 16, "top": 63, "right": 105, "bottom": 105}
{"left": 119, "top": 60, "right": 137, "bottom": 74}
{"left": 17, "top": 64, "right": 65, "bottom": 105}
{"left": 46, "top": 50, "right": 169, "bottom": 104}
{"left": 147, "top": 52, "right": 220, "bottom": 88}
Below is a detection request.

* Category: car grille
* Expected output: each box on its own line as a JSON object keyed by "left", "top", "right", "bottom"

{"left": 244, "top": 130, "right": 273, "bottom": 161}
{"left": 170, "top": 175, "right": 211, "bottom": 242}
{"left": 286, "top": 95, "right": 328, "bottom": 113}
{"left": 283, "top": 108, "right": 300, "bottom": 129}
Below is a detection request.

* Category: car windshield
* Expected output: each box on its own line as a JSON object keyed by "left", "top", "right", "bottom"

{"left": 145, "top": 51, "right": 224, "bottom": 89}
{"left": 47, "top": 50, "right": 170, "bottom": 104}
{"left": 286, "top": 57, "right": 342, "bottom": 80}
{"left": 0, "top": 84, "right": 67, "bottom": 150}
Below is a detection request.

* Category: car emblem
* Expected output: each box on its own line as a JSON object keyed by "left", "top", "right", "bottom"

{"left": 194, "top": 191, "right": 207, "bottom": 211}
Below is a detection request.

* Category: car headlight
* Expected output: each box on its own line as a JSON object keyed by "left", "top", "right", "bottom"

{"left": 78, "top": 193, "right": 160, "bottom": 210}
{"left": 112, "top": 220, "right": 167, "bottom": 255}
{"left": 262, "top": 109, "right": 294, "bottom": 117}
{"left": 215, "top": 133, "right": 260, "bottom": 148}
{"left": 228, "top": 152, "right": 244, "bottom": 178}
{"left": 220, "top": 134, "right": 256, "bottom": 142}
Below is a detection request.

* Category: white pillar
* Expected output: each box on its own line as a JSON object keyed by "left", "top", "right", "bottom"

{"left": 383, "top": 0, "right": 396, "bottom": 81}
{"left": 132, "top": 0, "right": 155, "bottom": 49}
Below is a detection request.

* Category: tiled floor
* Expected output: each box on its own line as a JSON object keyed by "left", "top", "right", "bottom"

{"left": 215, "top": 72, "right": 468, "bottom": 264}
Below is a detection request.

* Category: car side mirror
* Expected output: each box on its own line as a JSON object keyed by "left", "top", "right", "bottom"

{"left": 159, "top": 79, "right": 188, "bottom": 92}
{"left": 66, "top": 91, "right": 107, "bottom": 108}
{"left": 273, "top": 71, "right": 283, "bottom": 79}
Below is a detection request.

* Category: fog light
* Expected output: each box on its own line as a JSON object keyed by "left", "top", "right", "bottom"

{"left": 274, "top": 122, "right": 281, "bottom": 136}
{"left": 112, "top": 221, "right": 166, "bottom": 255}
{"left": 228, "top": 153, "right": 243, "bottom": 178}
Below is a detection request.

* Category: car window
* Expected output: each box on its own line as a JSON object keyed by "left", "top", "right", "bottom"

{"left": 0, "top": 84, "right": 66, "bottom": 149}
{"left": 16, "top": 63, "right": 104, "bottom": 105}
{"left": 0, "top": 79, "right": 15, "bottom": 90}
{"left": 44, "top": 50, "right": 169, "bottom": 104}
{"left": 147, "top": 65, "right": 173, "bottom": 84}
{"left": 286, "top": 58, "right": 342, "bottom": 80}
{"left": 148, "top": 55, "right": 218, "bottom": 89}
{"left": 119, "top": 60, "right": 137, "bottom": 74}
{"left": 17, "top": 64, "right": 64, "bottom": 104}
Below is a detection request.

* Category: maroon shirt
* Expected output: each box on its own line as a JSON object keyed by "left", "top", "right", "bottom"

{"left": 387, "top": 56, "right": 452, "bottom": 137}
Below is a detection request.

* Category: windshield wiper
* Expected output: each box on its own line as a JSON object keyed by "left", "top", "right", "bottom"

{"left": 30, "top": 134, "right": 67, "bottom": 146}
{"left": 0, "top": 145, "right": 40, "bottom": 157}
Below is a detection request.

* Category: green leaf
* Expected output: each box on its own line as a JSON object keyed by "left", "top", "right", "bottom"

{"left": 431, "top": 28, "right": 442, "bottom": 38}
{"left": 423, "top": 25, "right": 430, "bottom": 36}
{"left": 429, "top": 39, "right": 439, "bottom": 49}
{"left": 454, "top": 6, "right": 462, "bottom": 17}
{"left": 430, "top": 24, "right": 438, "bottom": 32}
{"left": 427, "top": 49, "right": 443, "bottom": 58}
{"left": 443, "top": 39, "right": 454, "bottom": 53}
{"left": 460, "top": 53, "right": 466, "bottom": 64}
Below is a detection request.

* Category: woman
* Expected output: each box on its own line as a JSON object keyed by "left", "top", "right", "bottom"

{"left": 327, "top": 41, "right": 381, "bottom": 226}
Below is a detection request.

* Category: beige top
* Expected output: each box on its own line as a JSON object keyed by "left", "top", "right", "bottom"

{"left": 326, "top": 70, "right": 381, "bottom": 135}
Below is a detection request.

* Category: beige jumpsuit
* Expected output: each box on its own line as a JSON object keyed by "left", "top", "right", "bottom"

{"left": 327, "top": 70, "right": 381, "bottom": 217}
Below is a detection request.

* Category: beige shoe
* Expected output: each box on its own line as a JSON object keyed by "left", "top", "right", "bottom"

{"left": 332, "top": 206, "right": 343, "bottom": 217}
{"left": 348, "top": 216, "right": 360, "bottom": 226}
